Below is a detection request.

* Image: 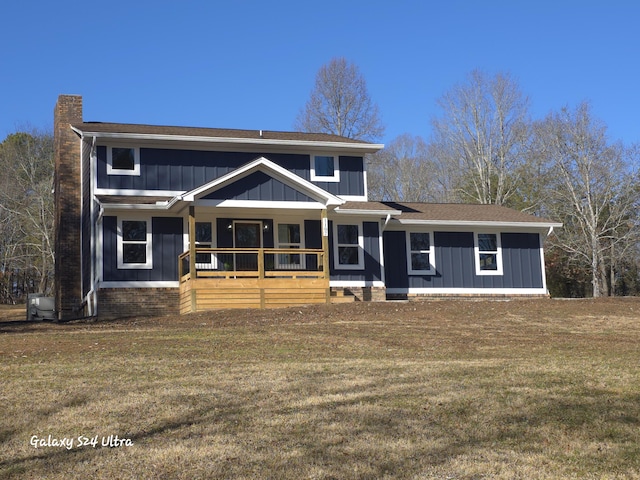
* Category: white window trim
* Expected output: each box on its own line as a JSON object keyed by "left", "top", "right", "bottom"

{"left": 406, "top": 231, "right": 435, "bottom": 275}
{"left": 474, "top": 232, "right": 503, "bottom": 276}
{"left": 107, "top": 146, "right": 141, "bottom": 176}
{"left": 333, "top": 221, "right": 365, "bottom": 270}
{"left": 276, "top": 222, "right": 305, "bottom": 269}
{"left": 117, "top": 218, "right": 152, "bottom": 269}
{"left": 310, "top": 154, "right": 340, "bottom": 182}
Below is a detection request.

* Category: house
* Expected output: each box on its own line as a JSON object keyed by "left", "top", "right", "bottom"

{"left": 53, "top": 95, "right": 561, "bottom": 320}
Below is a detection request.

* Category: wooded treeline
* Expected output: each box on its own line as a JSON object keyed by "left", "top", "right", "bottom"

{"left": 1, "top": 65, "right": 638, "bottom": 303}
{"left": 0, "top": 131, "right": 54, "bottom": 303}
{"left": 299, "top": 62, "right": 640, "bottom": 297}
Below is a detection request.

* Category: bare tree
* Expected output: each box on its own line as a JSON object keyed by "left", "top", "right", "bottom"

{"left": 539, "top": 102, "right": 640, "bottom": 297}
{"left": 430, "top": 70, "right": 531, "bottom": 205}
{"left": 0, "top": 130, "right": 55, "bottom": 299}
{"left": 367, "top": 134, "right": 443, "bottom": 202}
{"left": 295, "top": 57, "right": 384, "bottom": 141}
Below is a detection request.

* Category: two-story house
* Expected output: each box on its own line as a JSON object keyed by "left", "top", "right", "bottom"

{"left": 53, "top": 95, "right": 561, "bottom": 320}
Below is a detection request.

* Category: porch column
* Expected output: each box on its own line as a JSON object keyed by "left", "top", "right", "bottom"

{"left": 321, "top": 208, "right": 330, "bottom": 303}
{"left": 189, "top": 206, "right": 197, "bottom": 312}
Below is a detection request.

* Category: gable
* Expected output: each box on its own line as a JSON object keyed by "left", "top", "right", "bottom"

{"left": 202, "top": 170, "right": 316, "bottom": 202}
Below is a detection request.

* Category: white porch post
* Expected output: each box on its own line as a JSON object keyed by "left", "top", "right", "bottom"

{"left": 321, "top": 208, "right": 330, "bottom": 303}
{"left": 189, "top": 206, "right": 197, "bottom": 312}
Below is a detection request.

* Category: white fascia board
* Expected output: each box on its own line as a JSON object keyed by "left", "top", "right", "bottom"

{"left": 99, "top": 203, "right": 171, "bottom": 211}
{"left": 75, "top": 129, "right": 384, "bottom": 154}
{"left": 334, "top": 208, "right": 403, "bottom": 217}
{"left": 196, "top": 199, "right": 326, "bottom": 210}
{"left": 182, "top": 156, "right": 344, "bottom": 206}
{"left": 395, "top": 219, "right": 563, "bottom": 229}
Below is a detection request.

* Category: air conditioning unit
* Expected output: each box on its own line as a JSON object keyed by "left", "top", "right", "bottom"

{"left": 27, "top": 294, "right": 56, "bottom": 321}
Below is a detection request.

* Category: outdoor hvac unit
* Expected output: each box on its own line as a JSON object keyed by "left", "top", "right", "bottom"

{"left": 27, "top": 293, "right": 56, "bottom": 321}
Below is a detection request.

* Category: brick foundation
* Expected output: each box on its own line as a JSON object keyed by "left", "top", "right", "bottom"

{"left": 97, "top": 288, "right": 180, "bottom": 320}
{"left": 330, "top": 286, "right": 386, "bottom": 302}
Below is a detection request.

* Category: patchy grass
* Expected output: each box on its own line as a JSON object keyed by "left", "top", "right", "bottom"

{"left": 1, "top": 298, "right": 640, "bottom": 479}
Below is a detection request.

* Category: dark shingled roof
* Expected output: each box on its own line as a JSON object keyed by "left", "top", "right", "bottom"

{"left": 72, "top": 122, "right": 374, "bottom": 145}
{"left": 340, "top": 201, "right": 560, "bottom": 225}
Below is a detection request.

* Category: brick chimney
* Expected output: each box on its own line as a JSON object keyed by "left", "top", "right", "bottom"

{"left": 54, "top": 95, "right": 83, "bottom": 320}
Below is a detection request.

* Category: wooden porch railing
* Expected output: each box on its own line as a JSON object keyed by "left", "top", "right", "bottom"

{"left": 178, "top": 248, "right": 329, "bottom": 312}
{"left": 178, "top": 248, "right": 327, "bottom": 281}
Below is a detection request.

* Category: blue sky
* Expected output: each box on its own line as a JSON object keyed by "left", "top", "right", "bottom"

{"left": 1, "top": 0, "right": 638, "bottom": 147}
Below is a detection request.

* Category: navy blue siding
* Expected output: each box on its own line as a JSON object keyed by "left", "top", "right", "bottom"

{"left": 314, "top": 157, "right": 365, "bottom": 197}
{"left": 97, "top": 147, "right": 365, "bottom": 197}
{"left": 203, "top": 171, "right": 316, "bottom": 202}
{"left": 103, "top": 216, "right": 183, "bottom": 282}
{"left": 383, "top": 231, "right": 543, "bottom": 289}
{"left": 329, "top": 221, "right": 382, "bottom": 282}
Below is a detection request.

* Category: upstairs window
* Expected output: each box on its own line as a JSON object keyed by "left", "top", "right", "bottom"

{"left": 406, "top": 231, "right": 435, "bottom": 275}
{"left": 333, "top": 223, "right": 364, "bottom": 269}
{"left": 107, "top": 146, "right": 140, "bottom": 176}
{"left": 118, "top": 218, "right": 152, "bottom": 269}
{"left": 475, "top": 232, "right": 503, "bottom": 275}
{"left": 310, "top": 155, "right": 340, "bottom": 182}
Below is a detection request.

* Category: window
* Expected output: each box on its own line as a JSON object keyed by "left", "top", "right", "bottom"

{"left": 475, "top": 232, "right": 503, "bottom": 275}
{"left": 107, "top": 146, "right": 140, "bottom": 176}
{"left": 310, "top": 155, "right": 340, "bottom": 182}
{"left": 118, "top": 219, "right": 152, "bottom": 269}
{"left": 277, "top": 223, "right": 303, "bottom": 269}
{"left": 406, "top": 231, "right": 435, "bottom": 275}
{"left": 333, "top": 223, "right": 364, "bottom": 269}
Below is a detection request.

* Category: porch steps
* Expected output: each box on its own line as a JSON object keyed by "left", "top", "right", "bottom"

{"left": 330, "top": 290, "right": 356, "bottom": 304}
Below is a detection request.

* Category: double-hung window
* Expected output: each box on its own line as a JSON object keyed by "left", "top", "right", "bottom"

{"left": 406, "top": 231, "right": 435, "bottom": 275}
{"left": 277, "top": 223, "right": 303, "bottom": 269}
{"left": 118, "top": 219, "right": 152, "bottom": 269}
{"left": 333, "top": 223, "right": 364, "bottom": 269}
{"left": 310, "top": 155, "right": 340, "bottom": 182}
{"left": 475, "top": 232, "right": 503, "bottom": 275}
{"left": 107, "top": 146, "right": 140, "bottom": 176}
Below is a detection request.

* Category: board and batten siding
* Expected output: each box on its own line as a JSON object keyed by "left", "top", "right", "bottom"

{"left": 383, "top": 231, "right": 544, "bottom": 290}
{"left": 96, "top": 147, "right": 365, "bottom": 197}
{"left": 102, "top": 216, "right": 183, "bottom": 282}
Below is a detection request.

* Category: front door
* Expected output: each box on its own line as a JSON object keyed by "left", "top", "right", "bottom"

{"left": 234, "top": 221, "right": 262, "bottom": 270}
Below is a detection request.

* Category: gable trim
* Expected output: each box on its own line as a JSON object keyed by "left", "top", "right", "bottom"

{"left": 180, "top": 156, "right": 344, "bottom": 207}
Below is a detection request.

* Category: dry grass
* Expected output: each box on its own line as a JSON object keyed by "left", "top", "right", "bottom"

{"left": 1, "top": 298, "right": 640, "bottom": 479}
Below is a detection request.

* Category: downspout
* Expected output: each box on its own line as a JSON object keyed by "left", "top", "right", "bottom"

{"left": 86, "top": 136, "right": 98, "bottom": 317}
{"left": 383, "top": 213, "right": 392, "bottom": 230}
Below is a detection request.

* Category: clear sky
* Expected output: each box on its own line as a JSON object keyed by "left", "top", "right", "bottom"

{"left": 1, "top": 0, "right": 638, "bottom": 147}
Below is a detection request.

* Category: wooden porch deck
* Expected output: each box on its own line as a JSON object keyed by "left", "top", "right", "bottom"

{"left": 178, "top": 248, "right": 332, "bottom": 313}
